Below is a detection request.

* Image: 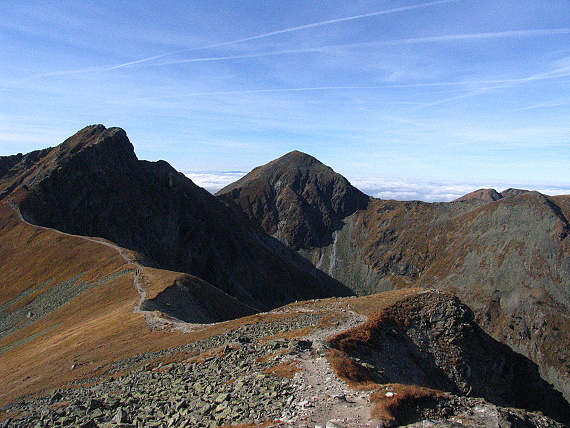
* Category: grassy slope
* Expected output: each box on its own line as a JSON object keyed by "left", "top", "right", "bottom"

{"left": 0, "top": 197, "right": 326, "bottom": 407}
{"left": 0, "top": 201, "right": 194, "bottom": 405}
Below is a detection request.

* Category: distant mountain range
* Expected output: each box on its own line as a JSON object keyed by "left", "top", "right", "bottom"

{"left": 1, "top": 125, "right": 569, "bottom": 425}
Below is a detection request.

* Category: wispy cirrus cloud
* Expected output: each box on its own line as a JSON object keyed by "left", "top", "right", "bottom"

{"left": 130, "top": 28, "right": 570, "bottom": 69}
{"left": 2, "top": 1, "right": 569, "bottom": 188}
{"left": 17, "top": 0, "right": 464, "bottom": 79}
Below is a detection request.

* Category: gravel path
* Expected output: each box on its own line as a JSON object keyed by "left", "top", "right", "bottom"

{"left": 274, "top": 302, "right": 375, "bottom": 428}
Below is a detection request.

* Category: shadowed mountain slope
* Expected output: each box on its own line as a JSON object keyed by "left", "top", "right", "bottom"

{"left": 329, "top": 290, "right": 570, "bottom": 425}
{"left": 216, "top": 150, "right": 370, "bottom": 250}
{"left": 0, "top": 125, "right": 350, "bottom": 312}
{"left": 220, "top": 153, "right": 570, "bottom": 401}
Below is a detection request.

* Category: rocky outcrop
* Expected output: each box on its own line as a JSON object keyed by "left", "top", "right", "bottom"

{"left": 329, "top": 290, "right": 570, "bottom": 425}
{"left": 0, "top": 125, "right": 350, "bottom": 311}
{"left": 216, "top": 150, "right": 370, "bottom": 250}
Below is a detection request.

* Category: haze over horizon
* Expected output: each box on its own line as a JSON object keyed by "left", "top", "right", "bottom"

{"left": 185, "top": 169, "right": 570, "bottom": 202}
{"left": 2, "top": 1, "right": 569, "bottom": 197}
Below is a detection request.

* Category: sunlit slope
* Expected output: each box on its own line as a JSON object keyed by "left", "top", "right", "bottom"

{"left": 0, "top": 200, "right": 251, "bottom": 405}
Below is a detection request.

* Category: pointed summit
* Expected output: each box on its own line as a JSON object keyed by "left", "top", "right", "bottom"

{"left": 454, "top": 188, "right": 504, "bottom": 202}
{"left": 56, "top": 125, "right": 135, "bottom": 159}
{"left": 217, "top": 151, "right": 370, "bottom": 250}
{"left": 1, "top": 127, "right": 348, "bottom": 311}
{"left": 218, "top": 151, "right": 329, "bottom": 194}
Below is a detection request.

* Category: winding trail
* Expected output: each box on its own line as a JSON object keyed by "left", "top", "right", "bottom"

{"left": 6, "top": 197, "right": 151, "bottom": 322}
{"left": 273, "top": 301, "right": 373, "bottom": 427}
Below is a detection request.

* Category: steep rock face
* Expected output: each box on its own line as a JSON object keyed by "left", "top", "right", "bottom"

{"left": 216, "top": 151, "right": 370, "bottom": 250}
{"left": 329, "top": 290, "right": 570, "bottom": 425}
{"left": 1, "top": 125, "right": 350, "bottom": 311}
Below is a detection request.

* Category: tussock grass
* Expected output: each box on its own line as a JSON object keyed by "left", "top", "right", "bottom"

{"left": 327, "top": 348, "right": 377, "bottom": 388}
{"left": 262, "top": 360, "right": 301, "bottom": 378}
{"left": 369, "top": 383, "right": 443, "bottom": 424}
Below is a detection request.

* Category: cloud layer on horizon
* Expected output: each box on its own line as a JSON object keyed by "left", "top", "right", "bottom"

{"left": 185, "top": 172, "right": 570, "bottom": 203}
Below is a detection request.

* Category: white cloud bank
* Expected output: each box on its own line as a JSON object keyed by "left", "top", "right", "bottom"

{"left": 344, "top": 176, "right": 570, "bottom": 202}
{"left": 186, "top": 172, "right": 570, "bottom": 202}
{"left": 185, "top": 172, "right": 247, "bottom": 194}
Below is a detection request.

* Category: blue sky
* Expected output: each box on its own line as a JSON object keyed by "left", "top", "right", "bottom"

{"left": 1, "top": 0, "right": 569, "bottom": 201}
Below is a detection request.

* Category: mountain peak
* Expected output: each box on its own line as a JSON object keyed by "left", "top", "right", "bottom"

{"left": 454, "top": 188, "right": 531, "bottom": 202}
{"left": 217, "top": 152, "right": 370, "bottom": 250}
{"left": 0, "top": 125, "right": 138, "bottom": 201}
{"left": 276, "top": 150, "right": 319, "bottom": 166}
{"left": 55, "top": 125, "right": 135, "bottom": 162}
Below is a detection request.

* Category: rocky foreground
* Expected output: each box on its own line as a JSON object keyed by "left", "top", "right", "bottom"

{"left": 2, "top": 290, "right": 567, "bottom": 428}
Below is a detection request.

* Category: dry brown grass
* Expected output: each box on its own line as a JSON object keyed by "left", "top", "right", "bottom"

{"left": 262, "top": 360, "right": 301, "bottom": 379}
{"left": 327, "top": 349, "right": 378, "bottom": 389}
{"left": 369, "top": 383, "right": 443, "bottom": 424}
{"left": 0, "top": 201, "right": 204, "bottom": 405}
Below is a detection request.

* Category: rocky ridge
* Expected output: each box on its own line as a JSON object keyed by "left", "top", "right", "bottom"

{"left": 0, "top": 125, "right": 350, "bottom": 312}
{"left": 218, "top": 153, "right": 570, "bottom": 402}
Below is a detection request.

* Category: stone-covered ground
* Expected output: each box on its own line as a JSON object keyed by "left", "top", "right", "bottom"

{"left": 2, "top": 296, "right": 568, "bottom": 428}
{"left": 1, "top": 314, "right": 322, "bottom": 428}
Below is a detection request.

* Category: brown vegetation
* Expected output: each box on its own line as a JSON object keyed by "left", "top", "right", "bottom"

{"left": 262, "top": 360, "right": 301, "bottom": 378}
{"left": 369, "top": 383, "right": 443, "bottom": 425}
{"left": 327, "top": 349, "right": 377, "bottom": 388}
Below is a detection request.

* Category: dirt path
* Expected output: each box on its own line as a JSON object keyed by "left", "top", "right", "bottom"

{"left": 6, "top": 197, "right": 151, "bottom": 321}
{"left": 275, "top": 302, "right": 377, "bottom": 428}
